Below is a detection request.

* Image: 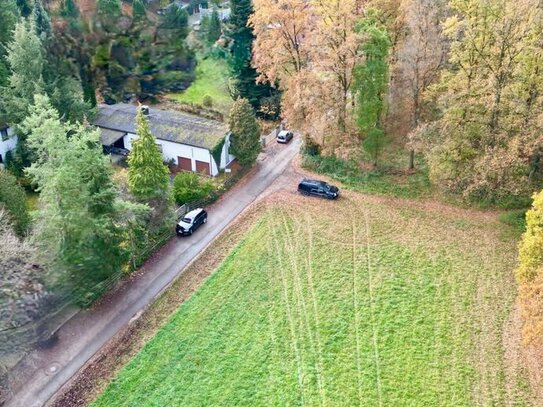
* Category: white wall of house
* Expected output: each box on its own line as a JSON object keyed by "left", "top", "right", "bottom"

{"left": 220, "top": 133, "right": 235, "bottom": 169}
{"left": 0, "top": 127, "right": 17, "bottom": 164}
{"left": 123, "top": 133, "right": 219, "bottom": 176}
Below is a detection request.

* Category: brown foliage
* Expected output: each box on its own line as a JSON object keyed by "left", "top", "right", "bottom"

{"left": 251, "top": 0, "right": 365, "bottom": 153}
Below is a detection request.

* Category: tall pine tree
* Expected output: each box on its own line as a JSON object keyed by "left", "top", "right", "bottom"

{"left": 16, "top": 0, "right": 31, "bottom": 17}
{"left": 0, "top": 0, "right": 20, "bottom": 87}
{"left": 127, "top": 108, "right": 171, "bottom": 203}
{"left": 207, "top": 8, "right": 222, "bottom": 44}
{"left": 227, "top": 0, "right": 273, "bottom": 111}
{"left": 0, "top": 20, "right": 45, "bottom": 126}
{"left": 0, "top": 0, "right": 20, "bottom": 47}
{"left": 32, "top": 0, "right": 52, "bottom": 40}
{"left": 228, "top": 98, "right": 261, "bottom": 166}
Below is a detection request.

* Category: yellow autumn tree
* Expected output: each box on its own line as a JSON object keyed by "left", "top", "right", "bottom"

{"left": 516, "top": 190, "right": 543, "bottom": 347}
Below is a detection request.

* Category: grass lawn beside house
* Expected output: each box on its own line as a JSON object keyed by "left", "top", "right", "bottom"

{"left": 167, "top": 57, "right": 232, "bottom": 115}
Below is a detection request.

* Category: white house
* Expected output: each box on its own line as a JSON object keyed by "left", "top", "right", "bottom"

{"left": 0, "top": 124, "right": 17, "bottom": 167}
{"left": 94, "top": 104, "right": 235, "bottom": 177}
{"left": 199, "top": 5, "right": 231, "bottom": 21}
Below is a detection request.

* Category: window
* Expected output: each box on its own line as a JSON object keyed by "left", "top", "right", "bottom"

{"left": 0, "top": 128, "right": 8, "bottom": 142}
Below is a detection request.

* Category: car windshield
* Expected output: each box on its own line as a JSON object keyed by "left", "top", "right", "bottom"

{"left": 182, "top": 217, "right": 192, "bottom": 224}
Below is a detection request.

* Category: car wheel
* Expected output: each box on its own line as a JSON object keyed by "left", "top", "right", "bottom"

{"left": 203, "top": 217, "right": 207, "bottom": 224}
{"left": 189, "top": 228, "right": 193, "bottom": 235}
{"left": 300, "top": 190, "right": 310, "bottom": 196}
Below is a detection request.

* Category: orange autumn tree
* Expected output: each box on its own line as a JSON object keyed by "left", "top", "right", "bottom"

{"left": 250, "top": 0, "right": 313, "bottom": 135}
{"left": 251, "top": 0, "right": 367, "bottom": 154}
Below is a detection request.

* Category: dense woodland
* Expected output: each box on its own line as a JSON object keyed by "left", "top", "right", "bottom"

{"left": 1, "top": 0, "right": 543, "bottom": 392}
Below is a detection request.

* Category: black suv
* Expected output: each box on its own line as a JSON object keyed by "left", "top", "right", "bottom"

{"left": 176, "top": 208, "right": 208, "bottom": 236}
{"left": 298, "top": 179, "right": 340, "bottom": 199}
{"left": 105, "top": 146, "right": 130, "bottom": 157}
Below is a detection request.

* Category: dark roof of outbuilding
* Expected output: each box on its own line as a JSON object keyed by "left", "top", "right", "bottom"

{"left": 94, "top": 104, "right": 228, "bottom": 150}
{"left": 100, "top": 128, "right": 126, "bottom": 146}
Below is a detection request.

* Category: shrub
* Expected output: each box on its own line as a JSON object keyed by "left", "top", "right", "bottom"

{"left": 202, "top": 95, "right": 214, "bottom": 108}
{"left": 0, "top": 169, "right": 30, "bottom": 236}
{"left": 173, "top": 172, "right": 214, "bottom": 205}
{"left": 302, "top": 135, "right": 321, "bottom": 157}
{"left": 258, "top": 94, "right": 281, "bottom": 120}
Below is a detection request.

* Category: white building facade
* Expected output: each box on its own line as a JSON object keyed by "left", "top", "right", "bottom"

{"left": 123, "top": 132, "right": 234, "bottom": 177}
{"left": 95, "top": 104, "right": 235, "bottom": 177}
{"left": 0, "top": 126, "right": 17, "bottom": 167}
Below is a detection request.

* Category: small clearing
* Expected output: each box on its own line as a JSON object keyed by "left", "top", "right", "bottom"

{"left": 167, "top": 57, "right": 232, "bottom": 114}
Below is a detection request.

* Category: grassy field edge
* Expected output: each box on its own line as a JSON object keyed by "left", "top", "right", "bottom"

{"left": 48, "top": 200, "right": 271, "bottom": 407}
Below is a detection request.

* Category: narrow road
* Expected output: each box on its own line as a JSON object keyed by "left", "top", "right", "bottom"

{"left": 6, "top": 138, "right": 301, "bottom": 407}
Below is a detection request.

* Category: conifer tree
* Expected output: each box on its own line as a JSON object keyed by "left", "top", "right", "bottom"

{"left": 16, "top": 0, "right": 31, "bottom": 17}
{"left": 1, "top": 20, "right": 45, "bottom": 126}
{"left": 0, "top": 0, "right": 20, "bottom": 47}
{"left": 24, "top": 95, "right": 127, "bottom": 304}
{"left": 0, "top": 0, "right": 20, "bottom": 87}
{"left": 228, "top": 98, "right": 261, "bottom": 166}
{"left": 132, "top": 0, "right": 147, "bottom": 22}
{"left": 60, "top": 0, "right": 80, "bottom": 19}
{"left": 0, "top": 20, "right": 45, "bottom": 173}
{"left": 32, "top": 0, "right": 52, "bottom": 39}
{"left": 207, "top": 8, "right": 222, "bottom": 44}
{"left": 353, "top": 20, "right": 390, "bottom": 167}
{"left": 127, "top": 108, "right": 171, "bottom": 202}
{"left": 162, "top": 3, "right": 189, "bottom": 36}
{"left": 227, "top": 0, "right": 273, "bottom": 110}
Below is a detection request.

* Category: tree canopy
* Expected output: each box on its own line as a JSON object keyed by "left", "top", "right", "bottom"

{"left": 127, "top": 108, "right": 171, "bottom": 203}
{"left": 228, "top": 98, "right": 261, "bottom": 167}
{"left": 24, "top": 95, "right": 126, "bottom": 304}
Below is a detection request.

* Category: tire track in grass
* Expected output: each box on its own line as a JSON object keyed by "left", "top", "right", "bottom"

{"left": 351, "top": 216, "right": 364, "bottom": 405}
{"left": 363, "top": 209, "right": 384, "bottom": 407}
{"left": 270, "top": 219, "right": 307, "bottom": 406}
{"left": 281, "top": 213, "right": 326, "bottom": 407}
{"left": 265, "top": 216, "right": 288, "bottom": 406}
{"left": 302, "top": 212, "right": 328, "bottom": 406}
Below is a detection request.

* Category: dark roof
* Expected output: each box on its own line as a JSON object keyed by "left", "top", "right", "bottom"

{"left": 94, "top": 104, "right": 228, "bottom": 150}
{"left": 100, "top": 128, "right": 126, "bottom": 146}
